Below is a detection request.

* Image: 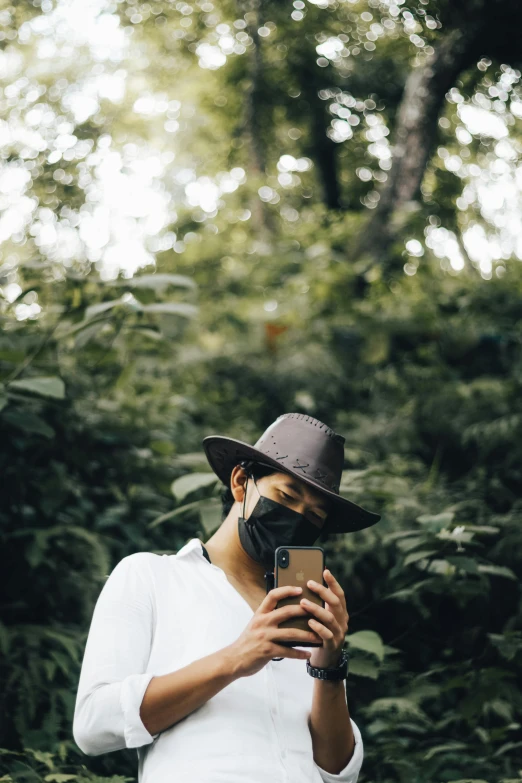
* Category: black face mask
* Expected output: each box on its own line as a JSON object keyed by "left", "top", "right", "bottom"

{"left": 237, "top": 474, "right": 323, "bottom": 571}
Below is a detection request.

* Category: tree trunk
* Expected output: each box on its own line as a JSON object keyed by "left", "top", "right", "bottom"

{"left": 240, "top": 0, "right": 274, "bottom": 235}
{"left": 355, "top": 27, "right": 481, "bottom": 269}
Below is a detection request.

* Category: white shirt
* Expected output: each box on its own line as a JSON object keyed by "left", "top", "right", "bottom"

{"left": 73, "top": 537, "right": 364, "bottom": 783}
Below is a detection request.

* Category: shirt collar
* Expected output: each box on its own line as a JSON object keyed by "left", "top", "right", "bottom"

{"left": 175, "top": 537, "right": 206, "bottom": 560}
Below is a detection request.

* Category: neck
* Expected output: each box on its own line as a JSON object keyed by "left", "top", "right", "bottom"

{"left": 203, "top": 514, "right": 267, "bottom": 591}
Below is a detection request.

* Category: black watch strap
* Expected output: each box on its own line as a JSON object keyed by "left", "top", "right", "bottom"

{"left": 306, "top": 648, "right": 349, "bottom": 680}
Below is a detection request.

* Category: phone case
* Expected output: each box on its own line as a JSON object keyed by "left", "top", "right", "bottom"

{"left": 274, "top": 546, "right": 325, "bottom": 647}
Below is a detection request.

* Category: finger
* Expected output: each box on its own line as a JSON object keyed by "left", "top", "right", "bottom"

{"left": 306, "top": 579, "right": 340, "bottom": 608}
{"left": 271, "top": 627, "right": 323, "bottom": 644}
{"left": 259, "top": 585, "right": 303, "bottom": 613}
{"left": 269, "top": 604, "right": 309, "bottom": 625}
{"left": 299, "top": 599, "right": 335, "bottom": 626}
{"left": 307, "top": 618, "right": 334, "bottom": 640}
{"left": 323, "top": 569, "right": 347, "bottom": 609}
{"left": 274, "top": 645, "right": 312, "bottom": 661}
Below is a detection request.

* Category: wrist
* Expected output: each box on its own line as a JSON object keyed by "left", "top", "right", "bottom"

{"left": 218, "top": 644, "right": 243, "bottom": 681}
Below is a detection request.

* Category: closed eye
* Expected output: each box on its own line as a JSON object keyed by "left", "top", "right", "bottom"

{"left": 280, "top": 490, "right": 323, "bottom": 522}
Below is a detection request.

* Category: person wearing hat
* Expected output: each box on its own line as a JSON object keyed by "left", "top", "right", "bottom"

{"left": 73, "top": 413, "right": 380, "bottom": 783}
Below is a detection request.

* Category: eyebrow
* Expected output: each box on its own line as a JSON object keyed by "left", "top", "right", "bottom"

{"left": 278, "top": 476, "right": 330, "bottom": 512}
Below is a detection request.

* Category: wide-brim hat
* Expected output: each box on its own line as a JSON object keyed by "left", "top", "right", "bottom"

{"left": 202, "top": 412, "right": 381, "bottom": 534}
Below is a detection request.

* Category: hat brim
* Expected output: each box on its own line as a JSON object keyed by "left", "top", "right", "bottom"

{"left": 201, "top": 435, "right": 381, "bottom": 534}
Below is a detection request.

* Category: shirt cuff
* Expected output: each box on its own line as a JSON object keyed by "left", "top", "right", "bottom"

{"left": 120, "top": 672, "right": 159, "bottom": 749}
{"left": 314, "top": 718, "right": 364, "bottom": 783}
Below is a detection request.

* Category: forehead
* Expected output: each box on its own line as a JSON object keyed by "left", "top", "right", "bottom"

{"left": 268, "top": 470, "right": 330, "bottom": 510}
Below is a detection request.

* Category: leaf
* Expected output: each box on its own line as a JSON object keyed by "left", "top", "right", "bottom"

{"left": 171, "top": 473, "right": 218, "bottom": 501}
{"left": 23, "top": 749, "right": 54, "bottom": 769}
{"left": 199, "top": 498, "right": 222, "bottom": 535}
{"left": 74, "top": 320, "right": 108, "bottom": 348}
{"left": 8, "top": 376, "right": 65, "bottom": 399}
{"left": 141, "top": 302, "right": 199, "bottom": 318}
{"left": 44, "top": 775, "right": 78, "bottom": 782}
{"left": 416, "top": 511, "right": 455, "bottom": 530}
{"left": 478, "top": 565, "right": 517, "bottom": 580}
{"left": 462, "top": 525, "right": 500, "bottom": 535}
{"left": 84, "top": 298, "right": 136, "bottom": 319}
{"left": 404, "top": 550, "right": 437, "bottom": 566}
{"left": 148, "top": 500, "right": 203, "bottom": 529}
{"left": 114, "top": 273, "right": 196, "bottom": 290}
{"left": 422, "top": 742, "right": 468, "bottom": 760}
{"left": 128, "top": 326, "right": 164, "bottom": 341}
{"left": 365, "top": 697, "right": 431, "bottom": 723}
{"left": 488, "top": 631, "right": 522, "bottom": 660}
{"left": 348, "top": 657, "right": 380, "bottom": 679}
{"left": 445, "top": 556, "right": 479, "bottom": 573}
{"left": 0, "top": 396, "right": 7, "bottom": 413}
{"left": 2, "top": 410, "right": 55, "bottom": 438}
{"left": 347, "top": 630, "right": 385, "bottom": 662}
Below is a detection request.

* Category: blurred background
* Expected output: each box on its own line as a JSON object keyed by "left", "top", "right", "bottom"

{"left": 1, "top": 0, "right": 522, "bottom": 781}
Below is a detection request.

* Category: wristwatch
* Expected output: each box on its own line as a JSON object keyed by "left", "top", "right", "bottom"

{"left": 306, "top": 647, "right": 349, "bottom": 680}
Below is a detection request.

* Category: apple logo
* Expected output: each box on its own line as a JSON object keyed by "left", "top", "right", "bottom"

{"left": 296, "top": 570, "right": 305, "bottom": 581}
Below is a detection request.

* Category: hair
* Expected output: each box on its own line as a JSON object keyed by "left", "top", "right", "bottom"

{"left": 220, "top": 460, "right": 276, "bottom": 521}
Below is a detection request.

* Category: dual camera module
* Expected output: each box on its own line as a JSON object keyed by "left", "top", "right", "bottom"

{"left": 277, "top": 549, "right": 289, "bottom": 569}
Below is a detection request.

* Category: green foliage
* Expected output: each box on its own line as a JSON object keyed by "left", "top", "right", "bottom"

{"left": 2, "top": 0, "right": 522, "bottom": 782}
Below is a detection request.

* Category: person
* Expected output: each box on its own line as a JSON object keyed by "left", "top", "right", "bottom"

{"left": 73, "top": 412, "right": 381, "bottom": 783}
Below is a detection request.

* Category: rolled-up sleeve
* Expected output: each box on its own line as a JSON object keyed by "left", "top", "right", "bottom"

{"left": 73, "top": 553, "right": 159, "bottom": 756}
{"left": 314, "top": 718, "right": 364, "bottom": 783}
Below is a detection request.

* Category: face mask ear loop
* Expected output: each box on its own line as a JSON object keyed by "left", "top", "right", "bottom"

{"left": 253, "top": 475, "right": 261, "bottom": 498}
{"left": 242, "top": 475, "right": 248, "bottom": 520}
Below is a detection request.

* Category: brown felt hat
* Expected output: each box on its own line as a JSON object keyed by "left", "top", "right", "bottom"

{"left": 202, "top": 412, "right": 381, "bottom": 534}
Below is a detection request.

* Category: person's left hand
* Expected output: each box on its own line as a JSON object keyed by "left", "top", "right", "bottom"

{"left": 300, "top": 569, "right": 348, "bottom": 669}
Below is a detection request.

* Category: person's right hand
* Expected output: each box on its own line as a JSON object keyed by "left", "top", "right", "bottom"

{"left": 226, "top": 585, "right": 323, "bottom": 678}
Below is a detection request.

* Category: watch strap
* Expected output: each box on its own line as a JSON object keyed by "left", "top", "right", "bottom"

{"left": 306, "top": 647, "right": 349, "bottom": 680}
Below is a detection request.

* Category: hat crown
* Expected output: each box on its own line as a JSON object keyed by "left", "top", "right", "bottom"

{"left": 253, "top": 413, "right": 344, "bottom": 494}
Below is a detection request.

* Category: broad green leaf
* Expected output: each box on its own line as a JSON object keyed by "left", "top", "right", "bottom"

{"left": 365, "top": 697, "right": 431, "bottom": 723}
{"left": 347, "top": 630, "right": 385, "bottom": 662}
{"left": 404, "top": 550, "right": 437, "bottom": 566}
{"left": 396, "top": 536, "right": 431, "bottom": 553}
{"left": 417, "top": 511, "right": 455, "bottom": 529}
{"left": 199, "top": 498, "right": 222, "bottom": 535}
{"left": 423, "top": 742, "right": 468, "bottom": 760}
{"left": 148, "top": 500, "right": 203, "bottom": 529}
{"left": 488, "top": 632, "right": 522, "bottom": 660}
{"left": 348, "top": 657, "right": 380, "bottom": 679}
{"left": 2, "top": 410, "right": 55, "bottom": 438}
{"left": 141, "top": 302, "right": 199, "bottom": 317}
{"left": 74, "top": 320, "right": 108, "bottom": 348}
{"left": 171, "top": 472, "right": 218, "bottom": 501}
{"left": 44, "top": 775, "right": 78, "bottom": 782}
{"left": 462, "top": 525, "right": 500, "bottom": 535}
{"left": 478, "top": 565, "right": 517, "bottom": 580}
{"left": 114, "top": 273, "right": 196, "bottom": 290}
{"left": 85, "top": 297, "right": 140, "bottom": 319}
{"left": 8, "top": 376, "right": 65, "bottom": 399}
{"left": 445, "top": 556, "right": 479, "bottom": 573}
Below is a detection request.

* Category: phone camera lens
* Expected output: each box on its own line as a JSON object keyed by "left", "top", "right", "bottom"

{"left": 278, "top": 549, "right": 289, "bottom": 569}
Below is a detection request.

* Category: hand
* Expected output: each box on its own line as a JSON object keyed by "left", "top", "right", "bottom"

{"left": 226, "top": 585, "right": 321, "bottom": 677}
{"left": 301, "top": 568, "right": 349, "bottom": 669}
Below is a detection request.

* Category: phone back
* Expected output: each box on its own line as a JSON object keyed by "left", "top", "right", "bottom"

{"left": 274, "top": 546, "right": 325, "bottom": 645}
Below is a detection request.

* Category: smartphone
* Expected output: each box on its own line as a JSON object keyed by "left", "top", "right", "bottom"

{"left": 273, "top": 546, "right": 325, "bottom": 648}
